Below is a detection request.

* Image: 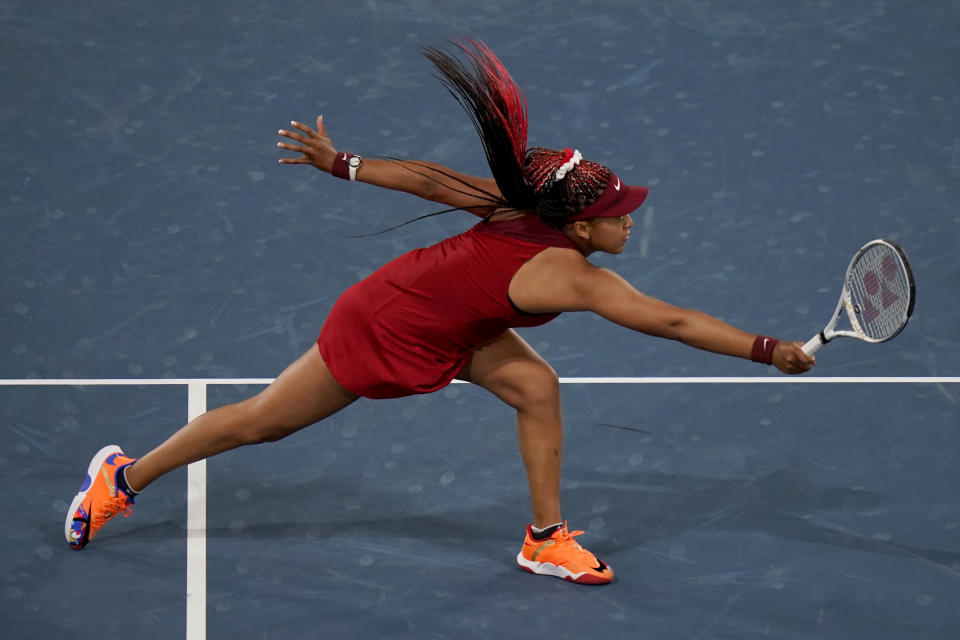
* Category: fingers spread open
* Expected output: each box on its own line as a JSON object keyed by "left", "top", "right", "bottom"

{"left": 290, "top": 120, "right": 315, "bottom": 136}
{"left": 278, "top": 128, "right": 308, "bottom": 143}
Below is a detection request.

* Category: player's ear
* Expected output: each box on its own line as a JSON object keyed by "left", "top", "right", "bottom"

{"left": 570, "top": 220, "right": 591, "bottom": 240}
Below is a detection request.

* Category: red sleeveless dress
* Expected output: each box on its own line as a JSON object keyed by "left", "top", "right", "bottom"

{"left": 316, "top": 214, "right": 581, "bottom": 399}
{"left": 317, "top": 214, "right": 577, "bottom": 398}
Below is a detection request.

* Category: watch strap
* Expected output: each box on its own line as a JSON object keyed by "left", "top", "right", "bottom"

{"left": 331, "top": 152, "right": 352, "bottom": 180}
{"left": 348, "top": 154, "right": 362, "bottom": 181}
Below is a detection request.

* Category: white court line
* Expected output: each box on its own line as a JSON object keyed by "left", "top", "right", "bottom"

{"left": 553, "top": 376, "right": 960, "bottom": 384}
{"left": 0, "top": 376, "right": 958, "bottom": 386}
{"left": 0, "top": 378, "right": 276, "bottom": 386}
{"left": 186, "top": 383, "right": 207, "bottom": 640}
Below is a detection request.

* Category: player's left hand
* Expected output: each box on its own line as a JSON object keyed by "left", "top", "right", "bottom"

{"left": 772, "top": 341, "right": 816, "bottom": 374}
{"left": 277, "top": 115, "right": 338, "bottom": 172}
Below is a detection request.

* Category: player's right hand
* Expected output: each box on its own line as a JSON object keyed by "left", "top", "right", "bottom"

{"left": 772, "top": 341, "right": 816, "bottom": 374}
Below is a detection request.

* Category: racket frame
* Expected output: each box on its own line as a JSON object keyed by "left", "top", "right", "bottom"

{"left": 802, "top": 239, "right": 915, "bottom": 355}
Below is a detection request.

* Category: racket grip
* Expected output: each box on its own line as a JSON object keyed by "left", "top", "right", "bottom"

{"left": 802, "top": 334, "right": 824, "bottom": 356}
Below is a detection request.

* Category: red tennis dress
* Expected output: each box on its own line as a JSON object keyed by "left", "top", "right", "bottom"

{"left": 317, "top": 214, "right": 582, "bottom": 399}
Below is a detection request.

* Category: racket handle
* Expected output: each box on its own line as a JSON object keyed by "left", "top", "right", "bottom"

{"left": 802, "top": 334, "right": 824, "bottom": 356}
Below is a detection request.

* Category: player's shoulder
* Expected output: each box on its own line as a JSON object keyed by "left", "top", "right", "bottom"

{"left": 521, "top": 245, "right": 600, "bottom": 292}
{"left": 535, "top": 245, "right": 590, "bottom": 267}
{"left": 517, "top": 245, "right": 592, "bottom": 281}
{"left": 511, "top": 246, "right": 617, "bottom": 313}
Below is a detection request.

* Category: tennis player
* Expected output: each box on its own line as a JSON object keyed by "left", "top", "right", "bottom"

{"left": 64, "top": 41, "right": 815, "bottom": 585}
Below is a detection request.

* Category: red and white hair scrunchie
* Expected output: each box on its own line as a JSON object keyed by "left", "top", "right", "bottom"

{"left": 554, "top": 147, "right": 582, "bottom": 181}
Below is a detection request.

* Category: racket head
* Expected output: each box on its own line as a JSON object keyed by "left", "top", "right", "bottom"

{"left": 841, "top": 239, "right": 916, "bottom": 343}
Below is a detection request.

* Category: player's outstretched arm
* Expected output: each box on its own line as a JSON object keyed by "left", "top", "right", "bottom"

{"left": 277, "top": 115, "right": 502, "bottom": 216}
{"left": 513, "top": 252, "right": 814, "bottom": 374}
{"left": 575, "top": 266, "right": 815, "bottom": 374}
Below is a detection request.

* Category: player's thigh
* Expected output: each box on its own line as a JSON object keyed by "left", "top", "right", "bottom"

{"left": 244, "top": 345, "right": 358, "bottom": 431}
{"left": 457, "top": 330, "right": 559, "bottom": 410}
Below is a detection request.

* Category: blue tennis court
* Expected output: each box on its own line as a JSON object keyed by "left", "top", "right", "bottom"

{"left": 2, "top": 2, "right": 959, "bottom": 639}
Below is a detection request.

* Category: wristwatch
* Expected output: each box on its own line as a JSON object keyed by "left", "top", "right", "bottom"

{"left": 331, "top": 152, "right": 363, "bottom": 181}
{"left": 347, "top": 154, "right": 362, "bottom": 181}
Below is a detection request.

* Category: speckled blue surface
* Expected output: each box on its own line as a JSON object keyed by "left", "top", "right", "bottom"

{"left": 2, "top": 1, "right": 958, "bottom": 638}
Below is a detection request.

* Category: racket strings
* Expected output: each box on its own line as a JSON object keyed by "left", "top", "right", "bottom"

{"left": 847, "top": 245, "right": 911, "bottom": 340}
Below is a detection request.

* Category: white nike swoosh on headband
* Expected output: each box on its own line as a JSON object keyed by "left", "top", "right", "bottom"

{"left": 613, "top": 178, "right": 621, "bottom": 191}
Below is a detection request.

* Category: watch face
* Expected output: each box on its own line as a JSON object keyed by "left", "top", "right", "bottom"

{"left": 348, "top": 156, "right": 362, "bottom": 168}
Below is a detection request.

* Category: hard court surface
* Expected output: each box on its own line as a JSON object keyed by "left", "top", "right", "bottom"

{"left": 2, "top": 2, "right": 959, "bottom": 639}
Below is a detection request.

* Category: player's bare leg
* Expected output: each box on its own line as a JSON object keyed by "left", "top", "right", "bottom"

{"left": 125, "top": 345, "right": 357, "bottom": 491}
{"left": 458, "top": 330, "right": 614, "bottom": 584}
{"left": 67, "top": 345, "right": 357, "bottom": 549}
{"left": 457, "top": 329, "right": 563, "bottom": 528}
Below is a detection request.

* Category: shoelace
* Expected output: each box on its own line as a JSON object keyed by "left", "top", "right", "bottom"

{"left": 90, "top": 495, "right": 132, "bottom": 533}
{"left": 553, "top": 525, "right": 586, "bottom": 550}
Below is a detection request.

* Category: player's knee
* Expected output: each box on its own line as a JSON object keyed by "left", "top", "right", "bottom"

{"left": 511, "top": 362, "right": 560, "bottom": 410}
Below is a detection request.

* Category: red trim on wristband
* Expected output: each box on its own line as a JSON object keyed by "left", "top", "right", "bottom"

{"left": 751, "top": 335, "right": 779, "bottom": 365}
{"left": 331, "top": 152, "right": 351, "bottom": 180}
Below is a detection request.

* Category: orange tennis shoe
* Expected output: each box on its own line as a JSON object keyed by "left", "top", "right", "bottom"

{"left": 65, "top": 445, "right": 137, "bottom": 550}
{"left": 517, "top": 522, "right": 613, "bottom": 585}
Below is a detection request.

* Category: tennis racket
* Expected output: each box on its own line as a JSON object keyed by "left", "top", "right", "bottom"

{"left": 803, "top": 239, "right": 916, "bottom": 355}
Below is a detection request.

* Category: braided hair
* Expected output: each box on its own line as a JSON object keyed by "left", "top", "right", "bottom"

{"left": 523, "top": 147, "right": 611, "bottom": 227}
{"left": 424, "top": 41, "right": 609, "bottom": 227}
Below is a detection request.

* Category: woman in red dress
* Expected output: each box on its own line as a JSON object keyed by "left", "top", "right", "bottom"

{"left": 65, "top": 42, "right": 814, "bottom": 585}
